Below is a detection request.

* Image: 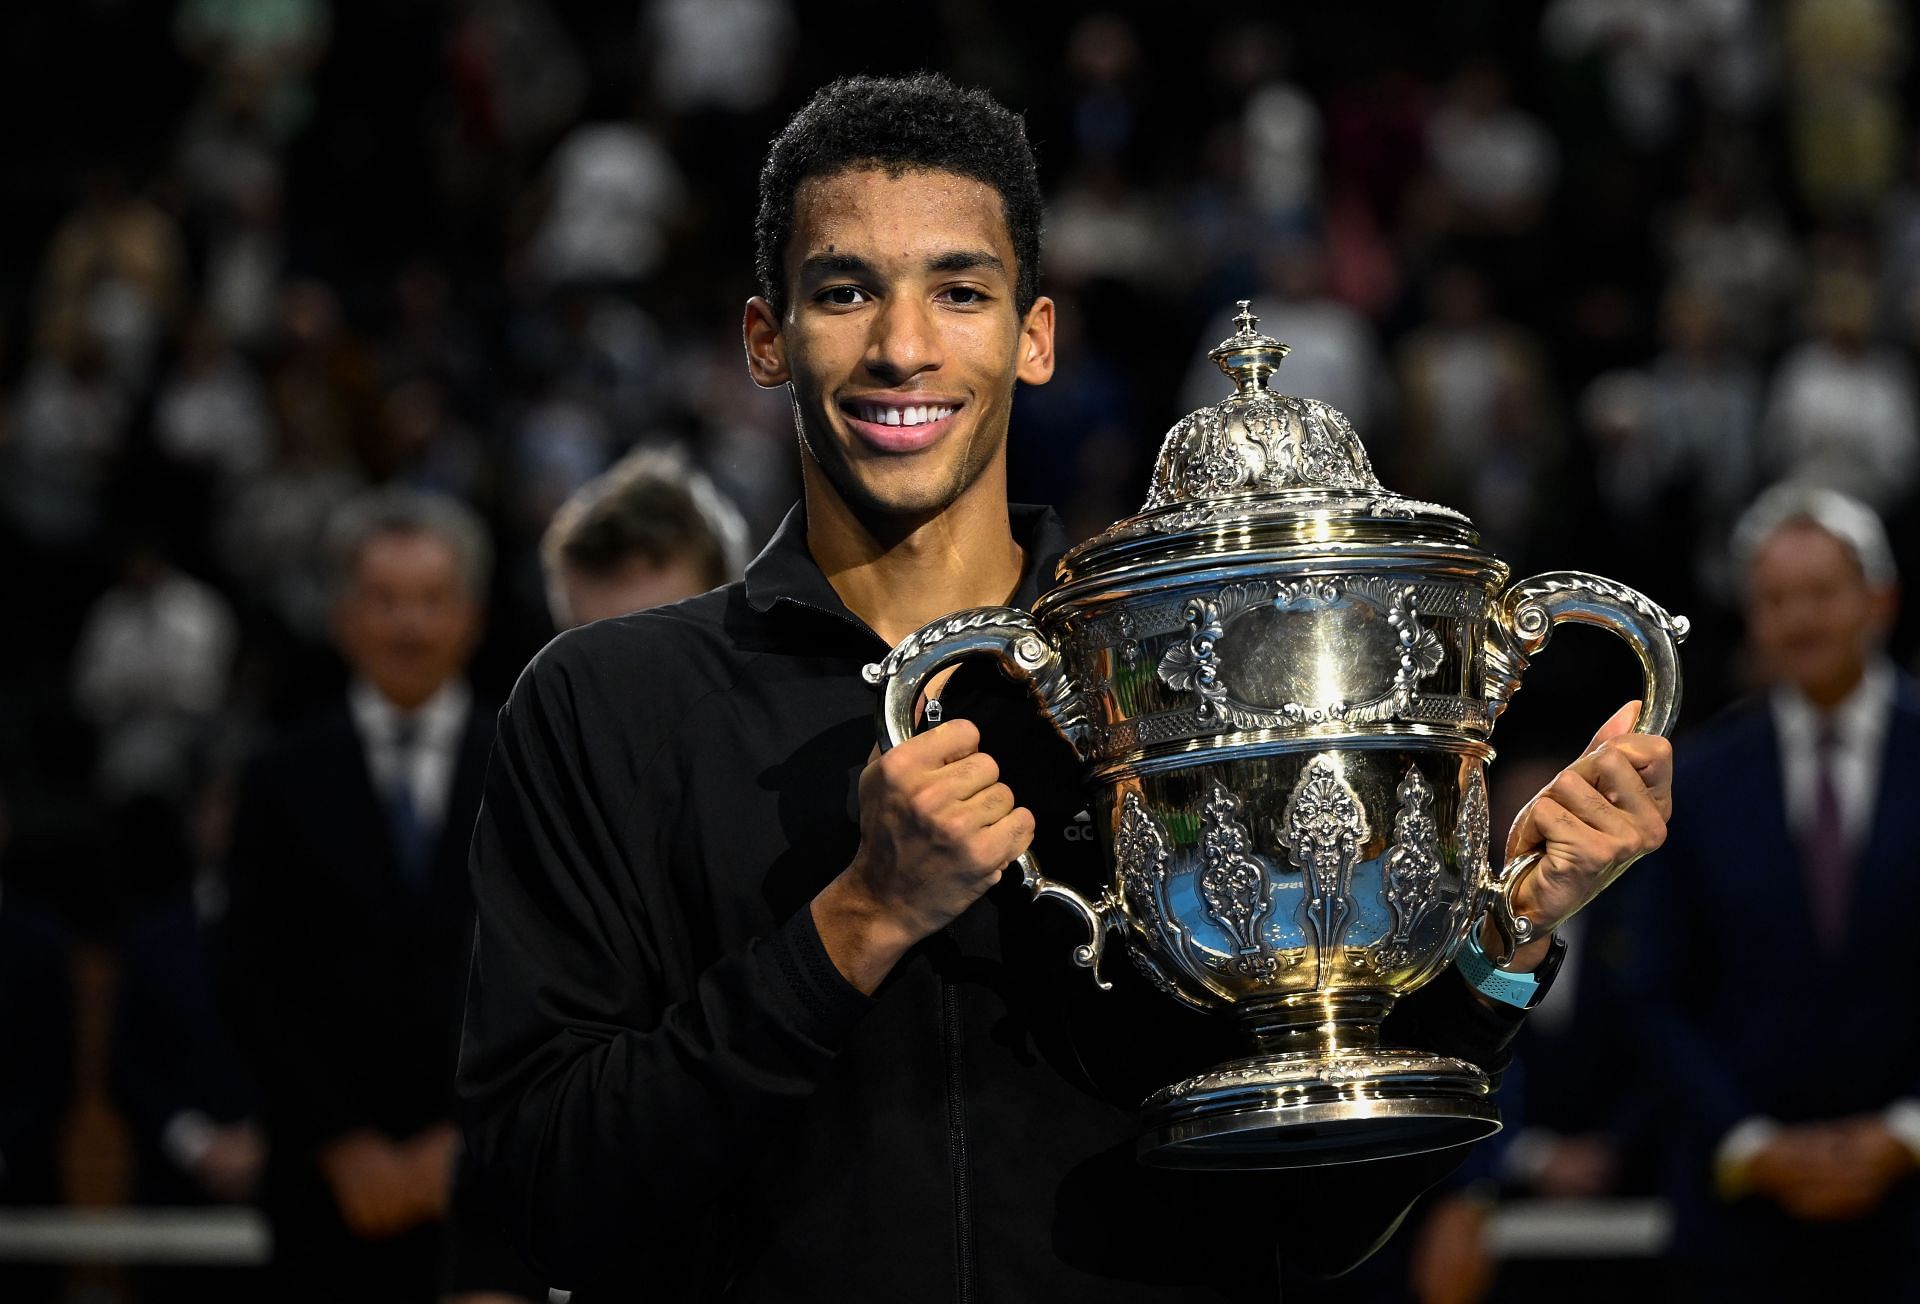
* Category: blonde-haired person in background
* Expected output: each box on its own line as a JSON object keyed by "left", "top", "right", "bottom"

{"left": 541, "top": 446, "right": 747, "bottom": 629}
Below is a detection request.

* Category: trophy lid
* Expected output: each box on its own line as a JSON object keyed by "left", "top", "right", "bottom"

{"left": 1054, "top": 300, "right": 1476, "bottom": 587}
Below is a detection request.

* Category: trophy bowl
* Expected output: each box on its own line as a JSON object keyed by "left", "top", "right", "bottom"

{"left": 864, "top": 302, "right": 1688, "bottom": 1169}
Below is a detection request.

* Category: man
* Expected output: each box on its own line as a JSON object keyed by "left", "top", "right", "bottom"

{"left": 459, "top": 74, "right": 1671, "bottom": 1300}
{"left": 540, "top": 445, "right": 748, "bottom": 628}
{"left": 223, "top": 489, "right": 527, "bottom": 1303}
{"left": 1632, "top": 484, "right": 1920, "bottom": 1300}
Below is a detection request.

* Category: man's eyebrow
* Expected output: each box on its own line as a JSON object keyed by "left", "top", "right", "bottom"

{"left": 926, "top": 250, "right": 1006, "bottom": 276}
{"left": 796, "top": 251, "right": 878, "bottom": 283}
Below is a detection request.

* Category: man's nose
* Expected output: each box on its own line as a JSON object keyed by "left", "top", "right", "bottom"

{"left": 863, "top": 296, "right": 940, "bottom": 383}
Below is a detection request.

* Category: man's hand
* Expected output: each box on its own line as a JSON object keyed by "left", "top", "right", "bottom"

{"left": 189, "top": 1121, "right": 266, "bottom": 1203}
{"left": 815, "top": 719, "right": 1035, "bottom": 993}
{"left": 1407, "top": 1192, "right": 1495, "bottom": 1304}
{"left": 1742, "top": 1121, "right": 1897, "bottom": 1221}
{"left": 317, "top": 1130, "right": 418, "bottom": 1240}
{"left": 398, "top": 1122, "right": 461, "bottom": 1224}
{"left": 1493, "top": 700, "right": 1673, "bottom": 971}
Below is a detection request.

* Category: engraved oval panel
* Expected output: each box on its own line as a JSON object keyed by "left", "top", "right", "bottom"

{"left": 1213, "top": 598, "right": 1399, "bottom": 711}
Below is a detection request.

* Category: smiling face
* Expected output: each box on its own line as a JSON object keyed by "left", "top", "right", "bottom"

{"left": 744, "top": 167, "right": 1053, "bottom": 527}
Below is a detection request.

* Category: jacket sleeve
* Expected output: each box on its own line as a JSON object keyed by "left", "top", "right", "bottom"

{"left": 455, "top": 636, "right": 872, "bottom": 1291}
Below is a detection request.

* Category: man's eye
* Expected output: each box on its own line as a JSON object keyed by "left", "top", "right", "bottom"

{"left": 943, "top": 286, "right": 987, "bottom": 305}
{"left": 820, "top": 286, "right": 866, "bottom": 306}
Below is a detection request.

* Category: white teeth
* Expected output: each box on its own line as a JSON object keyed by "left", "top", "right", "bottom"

{"left": 855, "top": 402, "right": 956, "bottom": 427}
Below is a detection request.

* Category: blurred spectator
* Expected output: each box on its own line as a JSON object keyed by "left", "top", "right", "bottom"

{"left": 1425, "top": 59, "right": 1558, "bottom": 235}
{"left": 175, "top": 0, "right": 332, "bottom": 143}
{"left": 111, "top": 782, "right": 262, "bottom": 1214}
{"left": 1663, "top": 139, "right": 1801, "bottom": 356}
{"left": 642, "top": 0, "right": 795, "bottom": 116}
{"left": 2, "top": 329, "right": 131, "bottom": 548}
{"left": 155, "top": 313, "right": 277, "bottom": 485}
{"left": 1763, "top": 269, "right": 1918, "bottom": 512}
{"left": 541, "top": 445, "right": 746, "bottom": 629}
{"left": 35, "top": 166, "right": 188, "bottom": 391}
{"left": 1395, "top": 263, "right": 1559, "bottom": 548}
{"left": 1878, "top": 139, "right": 1920, "bottom": 350}
{"left": 71, "top": 542, "right": 237, "bottom": 804}
{"left": 220, "top": 489, "right": 537, "bottom": 1302}
{"left": 1060, "top": 12, "right": 1145, "bottom": 170}
{"left": 202, "top": 168, "right": 287, "bottom": 352}
{"left": 1631, "top": 485, "right": 1920, "bottom": 1299}
{"left": 267, "top": 279, "right": 380, "bottom": 471}
{"left": 1044, "top": 162, "right": 1164, "bottom": 293}
{"left": 1645, "top": 289, "right": 1763, "bottom": 524}
{"left": 1542, "top": 0, "right": 1771, "bottom": 151}
{"left": 525, "top": 118, "right": 688, "bottom": 289}
{"left": 1782, "top": 0, "right": 1905, "bottom": 216}
{"left": 1229, "top": 26, "right": 1320, "bottom": 231}
{"left": 446, "top": 0, "right": 586, "bottom": 153}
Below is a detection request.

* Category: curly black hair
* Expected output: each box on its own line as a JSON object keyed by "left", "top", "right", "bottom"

{"left": 754, "top": 73, "right": 1043, "bottom": 318}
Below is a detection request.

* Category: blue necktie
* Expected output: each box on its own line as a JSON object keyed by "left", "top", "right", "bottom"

{"left": 386, "top": 720, "right": 431, "bottom": 888}
{"left": 1806, "top": 721, "right": 1849, "bottom": 952}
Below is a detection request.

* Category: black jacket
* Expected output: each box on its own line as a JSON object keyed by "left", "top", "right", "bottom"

{"left": 459, "top": 504, "right": 1527, "bottom": 1302}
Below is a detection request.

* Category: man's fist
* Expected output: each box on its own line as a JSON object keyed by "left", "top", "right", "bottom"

{"left": 1498, "top": 700, "right": 1674, "bottom": 969}
{"left": 814, "top": 719, "right": 1035, "bottom": 992}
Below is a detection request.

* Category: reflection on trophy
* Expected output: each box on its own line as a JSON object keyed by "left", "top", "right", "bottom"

{"left": 864, "top": 302, "right": 1689, "bottom": 1169}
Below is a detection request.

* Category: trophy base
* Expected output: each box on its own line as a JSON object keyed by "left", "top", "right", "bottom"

{"left": 1136, "top": 1048, "right": 1500, "bottom": 1169}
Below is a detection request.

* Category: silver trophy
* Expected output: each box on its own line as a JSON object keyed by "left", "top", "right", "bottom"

{"left": 864, "top": 302, "right": 1687, "bottom": 1168}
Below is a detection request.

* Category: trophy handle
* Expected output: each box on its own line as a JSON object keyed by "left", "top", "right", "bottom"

{"left": 862, "top": 607, "right": 1119, "bottom": 987}
{"left": 1480, "top": 571, "right": 1690, "bottom": 966}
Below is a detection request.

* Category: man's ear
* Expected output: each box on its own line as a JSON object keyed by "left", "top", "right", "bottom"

{"left": 1016, "top": 295, "right": 1056, "bottom": 386}
{"left": 743, "top": 296, "right": 788, "bottom": 388}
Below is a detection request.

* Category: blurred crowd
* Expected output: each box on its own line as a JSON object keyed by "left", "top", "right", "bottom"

{"left": 4, "top": 1, "right": 1920, "bottom": 1301}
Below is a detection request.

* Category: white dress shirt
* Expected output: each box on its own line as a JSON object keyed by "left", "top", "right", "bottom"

{"left": 1769, "top": 657, "right": 1896, "bottom": 854}
{"left": 347, "top": 677, "right": 472, "bottom": 835}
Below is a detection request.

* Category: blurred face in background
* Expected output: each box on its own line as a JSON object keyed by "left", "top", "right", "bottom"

{"left": 333, "top": 529, "right": 483, "bottom": 710}
{"left": 1746, "top": 521, "right": 1896, "bottom": 708}
{"left": 556, "top": 554, "right": 711, "bottom": 628}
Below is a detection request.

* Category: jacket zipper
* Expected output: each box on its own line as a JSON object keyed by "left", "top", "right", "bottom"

{"left": 941, "top": 975, "right": 977, "bottom": 1304}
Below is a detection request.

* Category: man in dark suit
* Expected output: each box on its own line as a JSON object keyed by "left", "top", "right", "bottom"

{"left": 222, "top": 488, "right": 509, "bottom": 1303}
{"left": 1633, "top": 483, "right": 1920, "bottom": 1301}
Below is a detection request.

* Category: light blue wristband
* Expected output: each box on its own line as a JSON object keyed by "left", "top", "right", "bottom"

{"left": 1455, "top": 927, "right": 1543, "bottom": 1009}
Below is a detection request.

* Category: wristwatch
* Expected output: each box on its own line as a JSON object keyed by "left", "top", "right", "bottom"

{"left": 1455, "top": 927, "right": 1568, "bottom": 1010}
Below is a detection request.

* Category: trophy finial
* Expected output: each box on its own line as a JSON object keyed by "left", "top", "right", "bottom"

{"left": 1209, "top": 297, "right": 1290, "bottom": 393}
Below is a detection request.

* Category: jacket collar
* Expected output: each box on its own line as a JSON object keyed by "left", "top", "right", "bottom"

{"left": 743, "top": 500, "right": 1072, "bottom": 624}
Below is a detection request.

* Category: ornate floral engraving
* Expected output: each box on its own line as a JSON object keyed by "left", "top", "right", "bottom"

{"left": 1373, "top": 767, "right": 1446, "bottom": 970}
{"left": 1389, "top": 592, "right": 1446, "bottom": 689}
{"left": 1197, "top": 781, "right": 1274, "bottom": 954}
{"left": 1156, "top": 594, "right": 1227, "bottom": 714}
{"left": 1153, "top": 577, "right": 1464, "bottom": 731}
{"left": 1145, "top": 1051, "right": 1475, "bottom": 1106}
{"left": 1114, "top": 791, "right": 1170, "bottom": 940}
{"left": 1458, "top": 764, "right": 1491, "bottom": 888}
{"left": 1279, "top": 755, "right": 1370, "bottom": 985}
